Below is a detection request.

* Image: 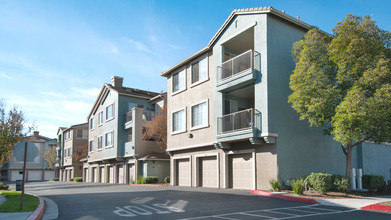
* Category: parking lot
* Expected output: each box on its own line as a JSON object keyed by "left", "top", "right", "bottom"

{"left": 19, "top": 182, "right": 391, "bottom": 220}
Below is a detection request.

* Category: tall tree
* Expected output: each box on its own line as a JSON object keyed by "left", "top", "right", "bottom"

{"left": 71, "top": 143, "right": 88, "bottom": 169}
{"left": 142, "top": 106, "right": 167, "bottom": 150}
{"left": 289, "top": 14, "right": 391, "bottom": 177}
{"left": 0, "top": 100, "right": 31, "bottom": 172}
{"left": 44, "top": 145, "right": 57, "bottom": 170}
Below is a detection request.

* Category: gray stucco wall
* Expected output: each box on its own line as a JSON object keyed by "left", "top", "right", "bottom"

{"left": 143, "top": 160, "right": 170, "bottom": 182}
{"left": 360, "top": 142, "right": 391, "bottom": 181}
{"left": 266, "top": 15, "right": 347, "bottom": 181}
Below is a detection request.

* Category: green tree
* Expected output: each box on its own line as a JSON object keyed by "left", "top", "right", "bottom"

{"left": 289, "top": 14, "right": 391, "bottom": 177}
{"left": 0, "top": 100, "right": 31, "bottom": 172}
{"left": 44, "top": 144, "right": 57, "bottom": 170}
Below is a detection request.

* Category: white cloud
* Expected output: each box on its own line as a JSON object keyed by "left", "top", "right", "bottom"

{"left": 38, "top": 91, "right": 65, "bottom": 98}
{"left": 126, "top": 38, "right": 155, "bottom": 54}
{"left": 108, "top": 42, "right": 119, "bottom": 54}
{"left": 1, "top": 72, "right": 14, "bottom": 79}
{"left": 71, "top": 87, "right": 101, "bottom": 97}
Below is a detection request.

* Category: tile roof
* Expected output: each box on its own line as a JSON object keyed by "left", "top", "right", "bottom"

{"left": 139, "top": 152, "right": 170, "bottom": 161}
{"left": 105, "top": 84, "right": 160, "bottom": 99}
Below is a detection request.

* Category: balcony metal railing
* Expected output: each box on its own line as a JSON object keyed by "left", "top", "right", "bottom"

{"left": 217, "top": 108, "right": 254, "bottom": 134}
{"left": 125, "top": 109, "right": 155, "bottom": 123}
{"left": 217, "top": 50, "right": 253, "bottom": 82}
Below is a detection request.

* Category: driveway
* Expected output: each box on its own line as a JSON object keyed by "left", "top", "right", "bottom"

{"left": 20, "top": 182, "right": 391, "bottom": 220}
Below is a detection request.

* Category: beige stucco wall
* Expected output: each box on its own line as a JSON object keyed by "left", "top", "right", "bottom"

{"left": 166, "top": 51, "right": 214, "bottom": 151}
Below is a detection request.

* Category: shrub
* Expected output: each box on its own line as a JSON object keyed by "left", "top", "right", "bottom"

{"left": 69, "top": 178, "right": 73, "bottom": 182}
{"left": 363, "top": 175, "right": 385, "bottom": 190}
{"left": 164, "top": 176, "right": 170, "bottom": 184}
{"left": 290, "top": 178, "right": 305, "bottom": 195}
{"left": 333, "top": 175, "right": 350, "bottom": 193}
{"left": 137, "top": 176, "right": 145, "bottom": 184}
{"left": 50, "top": 178, "right": 59, "bottom": 181}
{"left": 74, "top": 177, "right": 83, "bottom": 182}
{"left": 144, "top": 176, "right": 159, "bottom": 184}
{"left": 0, "top": 182, "right": 9, "bottom": 190}
{"left": 307, "top": 173, "right": 333, "bottom": 194}
{"left": 269, "top": 179, "right": 282, "bottom": 192}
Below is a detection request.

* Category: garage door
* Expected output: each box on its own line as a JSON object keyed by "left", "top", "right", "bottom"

{"left": 176, "top": 158, "right": 190, "bottom": 186}
{"left": 109, "top": 166, "right": 114, "bottom": 183}
{"left": 44, "top": 171, "right": 55, "bottom": 180}
{"left": 84, "top": 168, "right": 89, "bottom": 182}
{"left": 199, "top": 156, "right": 217, "bottom": 188}
{"left": 118, "top": 165, "right": 124, "bottom": 184}
{"left": 11, "top": 171, "right": 23, "bottom": 181}
{"left": 99, "top": 167, "right": 105, "bottom": 183}
{"left": 28, "top": 171, "right": 42, "bottom": 181}
{"left": 93, "top": 168, "right": 98, "bottom": 182}
{"left": 128, "top": 164, "right": 135, "bottom": 183}
{"left": 229, "top": 153, "right": 253, "bottom": 190}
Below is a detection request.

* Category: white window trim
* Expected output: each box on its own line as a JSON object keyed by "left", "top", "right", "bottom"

{"left": 89, "top": 140, "right": 94, "bottom": 152}
{"left": 190, "top": 55, "right": 209, "bottom": 88}
{"left": 106, "top": 104, "right": 115, "bottom": 122}
{"left": 97, "top": 135, "right": 103, "bottom": 151}
{"left": 190, "top": 99, "right": 209, "bottom": 131}
{"left": 89, "top": 117, "right": 95, "bottom": 131}
{"left": 171, "top": 68, "right": 187, "bottom": 96}
{"left": 98, "top": 111, "right": 104, "bottom": 126}
{"left": 104, "top": 130, "right": 114, "bottom": 148}
{"left": 171, "top": 107, "right": 187, "bottom": 135}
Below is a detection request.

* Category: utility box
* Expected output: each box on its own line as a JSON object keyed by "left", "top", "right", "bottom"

{"left": 16, "top": 180, "right": 22, "bottom": 191}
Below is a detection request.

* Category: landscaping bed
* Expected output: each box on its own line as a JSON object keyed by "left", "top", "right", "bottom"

{"left": 0, "top": 190, "right": 39, "bottom": 212}
{"left": 284, "top": 190, "right": 391, "bottom": 200}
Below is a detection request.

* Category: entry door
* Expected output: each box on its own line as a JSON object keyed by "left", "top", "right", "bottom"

{"left": 99, "top": 167, "right": 105, "bottom": 183}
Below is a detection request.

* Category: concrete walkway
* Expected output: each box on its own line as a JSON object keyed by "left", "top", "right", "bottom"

{"left": 316, "top": 195, "right": 391, "bottom": 209}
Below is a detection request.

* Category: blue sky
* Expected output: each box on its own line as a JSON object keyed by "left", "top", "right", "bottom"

{"left": 1, "top": 0, "right": 390, "bottom": 138}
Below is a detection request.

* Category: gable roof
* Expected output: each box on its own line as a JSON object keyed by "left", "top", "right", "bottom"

{"left": 161, "top": 6, "right": 317, "bottom": 77}
{"left": 87, "top": 83, "right": 160, "bottom": 119}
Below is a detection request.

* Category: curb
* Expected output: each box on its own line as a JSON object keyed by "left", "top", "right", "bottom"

{"left": 130, "top": 184, "right": 168, "bottom": 187}
{"left": 251, "top": 190, "right": 319, "bottom": 204}
{"left": 361, "top": 204, "right": 391, "bottom": 211}
{"left": 27, "top": 197, "right": 45, "bottom": 220}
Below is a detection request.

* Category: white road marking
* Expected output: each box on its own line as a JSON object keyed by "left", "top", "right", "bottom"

{"left": 179, "top": 204, "right": 358, "bottom": 220}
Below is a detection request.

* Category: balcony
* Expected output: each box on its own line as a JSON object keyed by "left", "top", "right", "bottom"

{"left": 124, "top": 108, "right": 155, "bottom": 129}
{"left": 218, "top": 108, "right": 254, "bottom": 134}
{"left": 216, "top": 50, "right": 256, "bottom": 91}
{"left": 216, "top": 108, "right": 262, "bottom": 144}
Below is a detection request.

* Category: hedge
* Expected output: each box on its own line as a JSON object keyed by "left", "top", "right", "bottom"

{"left": 362, "top": 174, "right": 385, "bottom": 190}
{"left": 307, "top": 173, "right": 333, "bottom": 194}
{"left": 74, "top": 177, "right": 83, "bottom": 182}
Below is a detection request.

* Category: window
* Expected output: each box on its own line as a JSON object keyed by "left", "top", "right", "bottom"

{"left": 64, "top": 149, "right": 67, "bottom": 157}
{"left": 90, "top": 118, "right": 95, "bottom": 130}
{"left": 106, "top": 104, "right": 114, "bottom": 120}
{"left": 191, "top": 57, "right": 207, "bottom": 84}
{"left": 98, "top": 111, "right": 103, "bottom": 125}
{"left": 76, "top": 130, "right": 87, "bottom": 139}
{"left": 172, "top": 109, "right": 185, "bottom": 132}
{"left": 98, "top": 136, "right": 102, "bottom": 149}
{"left": 172, "top": 69, "right": 185, "bottom": 92}
{"left": 105, "top": 131, "right": 113, "bottom": 147}
{"left": 65, "top": 130, "right": 72, "bottom": 140}
{"left": 89, "top": 140, "right": 94, "bottom": 152}
{"left": 192, "top": 102, "right": 208, "bottom": 128}
{"left": 128, "top": 129, "right": 132, "bottom": 142}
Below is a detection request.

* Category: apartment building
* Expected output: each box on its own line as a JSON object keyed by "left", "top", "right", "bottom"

{"left": 56, "top": 123, "right": 88, "bottom": 181}
{"left": 83, "top": 76, "right": 169, "bottom": 184}
{"left": 8, "top": 131, "right": 57, "bottom": 181}
{"left": 162, "top": 7, "right": 391, "bottom": 190}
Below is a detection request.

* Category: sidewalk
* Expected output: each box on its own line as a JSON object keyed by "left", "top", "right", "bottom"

{"left": 252, "top": 190, "right": 391, "bottom": 211}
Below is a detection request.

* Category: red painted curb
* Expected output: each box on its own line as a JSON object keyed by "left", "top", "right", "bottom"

{"left": 27, "top": 197, "right": 45, "bottom": 220}
{"left": 361, "top": 204, "right": 391, "bottom": 211}
{"left": 251, "top": 190, "right": 319, "bottom": 204}
{"left": 130, "top": 184, "right": 167, "bottom": 187}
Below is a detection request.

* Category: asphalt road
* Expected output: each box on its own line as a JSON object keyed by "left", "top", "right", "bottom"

{"left": 19, "top": 182, "right": 391, "bottom": 220}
